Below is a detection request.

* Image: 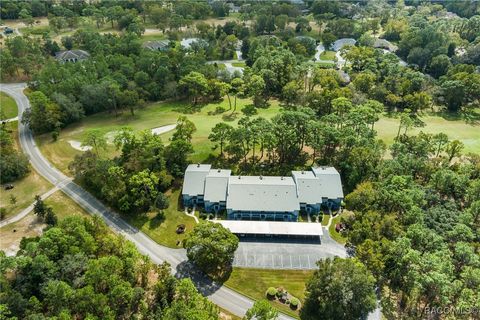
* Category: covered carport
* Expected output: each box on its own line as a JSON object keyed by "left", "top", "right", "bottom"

{"left": 216, "top": 220, "right": 323, "bottom": 243}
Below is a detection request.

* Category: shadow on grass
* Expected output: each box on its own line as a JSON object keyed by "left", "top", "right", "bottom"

{"left": 149, "top": 212, "right": 165, "bottom": 229}
{"left": 222, "top": 112, "right": 239, "bottom": 122}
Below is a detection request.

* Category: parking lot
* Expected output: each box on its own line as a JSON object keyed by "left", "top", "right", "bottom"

{"left": 232, "top": 231, "right": 347, "bottom": 270}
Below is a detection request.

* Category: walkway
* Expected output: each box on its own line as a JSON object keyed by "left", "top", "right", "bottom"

{"left": 0, "top": 186, "right": 59, "bottom": 228}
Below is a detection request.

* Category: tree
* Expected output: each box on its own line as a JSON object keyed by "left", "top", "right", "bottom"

{"left": 230, "top": 77, "right": 244, "bottom": 113}
{"left": 82, "top": 129, "right": 107, "bottom": 156}
{"left": 118, "top": 89, "right": 139, "bottom": 116}
{"left": 33, "top": 195, "right": 47, "bottom": 219}
{"left": 22, "top": 91, "right": 61, "bottom": 135}
{"left": 161, "top": 279, "right": 219, "bottom": 320}
{"left": 209, "top": 122, "right": 233, "bottom": 156}
{"left": 245, "top": 300, "right": 278, "bottom": 320}
{"left": 183, "top": 222, "right": 239, "bottom": 278}
{"left": 126, "top": 170, "right": 159, "bottom": 213}
{"left": 44, "top": 207, "right": 58, "bottom": 226}
{"left": 164, "top": 139, "right": 193, "bottom": 177}
{"left": 301, "top": 258, "right": 376, "bottom": 320}
{"left": 246, "top": 74, "right": 266, "bottom": 108}
{"left": 155, "top": 193, "right": 170, "bottom": 211}
{"left": 445, "top": 140, "right": 464, "bottom": 162}
{"left": 171, "top": 116, "right": 197, "bottom": 143}
{"left": 179, "top": 72, "right": 209, "bottom": 105}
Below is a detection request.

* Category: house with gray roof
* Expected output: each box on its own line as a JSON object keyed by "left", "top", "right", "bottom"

{"left": 182, "top": 164, "right": 344, "bottom": 221}
{"left": 182, "top": 164, "right": 211, "bottom": 207}
{"left": 55, "top": 50, "right": 90, "bottom": 63}
{"left": 143, "top": 40, "right": 171, "bottom": 51}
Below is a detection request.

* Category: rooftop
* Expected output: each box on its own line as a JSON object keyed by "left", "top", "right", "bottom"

{"left": 204, "top": 169, "right": 231, "bottom": 203}
{"left": 227, "top": 176, "right": 300, "bottom": 212}
{"left": 217, "top": 220, "right": 323, "bottom": 237}
{"left": 55, "top": 50, "right": 90, "bottom": 61}
{"left": 182, "top": 164, "right": 211, "bottom": 196}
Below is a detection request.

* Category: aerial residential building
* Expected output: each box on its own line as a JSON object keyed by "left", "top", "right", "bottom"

{"left": 142, "top": 40, "right": 171, "bottom": 51}
{"left": 55, "top": 50, "right": 90, "bottom": 63}
{"left": 182, "top": 164, "right": 344, "bottom": 221}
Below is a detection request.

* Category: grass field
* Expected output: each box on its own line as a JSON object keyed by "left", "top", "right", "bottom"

{"left": 225, "top": 268, "right": 314, "bottom": 318}
{"left": 0, "top": 190, "right": 89, "bottom": 256}
{"left": 45, "top": 190, "right": 90, "bottom": 221}
{"left": 328, "top": 213, "right": 348, "bottom": 245}
{"left": 316, "top": 61, "right": 336, "bottom": 68}
{"left": 321, "top": 213, "right": 330, "bottom": 226}
{"left": 1, "top": 122, "right": 52, "bottom": 219}
{"left": 231, "top": 61, "right": 246, "bottom": 67}
{"left": 375, "top": 113, "right": 480, "bottom": 154}
{"left": 36, "top": 97, "right": 282, "bottom": 175}
{"left": 125, "top": 188, "right": 198, "bottom": 248}
{"left": 320, "top": 50, "right": 337, "bottom": 61}
{"left": 0, "top": 92, "right": 18, "bottom": 119}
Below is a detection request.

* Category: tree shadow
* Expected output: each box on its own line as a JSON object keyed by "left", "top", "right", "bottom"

{"left": 149, "top": 212, "right": 165, "bottom": 229}
{"left": 174, "top": 260, "right": 223, "bottom": 296}
{"left": 462, "top": 109, "right": 480, "bottom": 125}
{"left": 177, "top": 102, "right": 205, "bottom": 114}
{"left": 222, "top": 112, "right": 239, "bottom": 122}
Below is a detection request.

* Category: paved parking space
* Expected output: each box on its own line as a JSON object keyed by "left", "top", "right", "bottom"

{"left": 232, "top": 230, "right": 347, "bottom": 270}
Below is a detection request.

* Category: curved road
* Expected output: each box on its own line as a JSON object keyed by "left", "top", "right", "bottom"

{"left": 0, "top": 83, "right": 294, "bottom": 320}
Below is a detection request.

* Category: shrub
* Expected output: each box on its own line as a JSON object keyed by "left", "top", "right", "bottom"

{"left": 266, "top": 287, "right": 277, "bottom": 297}
{"left": 242, "top": 104, "right": 257, "bottom": 116}
{"left": 290, "top": 297, "right": 299, "bottom": 309}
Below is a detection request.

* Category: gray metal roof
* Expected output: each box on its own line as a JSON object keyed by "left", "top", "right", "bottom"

{"left": 143, "top": 40, "right": 171, "bottom": 51}
{"left": 226, "top": 176, "right": 300, "bottom": 212}
{"left": 312, "top": 167, "right": 344, "bottom": 199}
{"left": 182, "top": 164, "right": 211, "bottom": 197}
{"left": 292, "top": 170, "right": 323, "bottom": 204}
{"left": 332, "top": 38, "right": 356, "bottom": 51}
{"left": 204, "top": 169, "right": 231, "bottom": 203}
{"left": 55, "top": 50, "right": 90, "bottom": 61}
{"left": 217, "top": 220, "right": 323, "bottom": 237}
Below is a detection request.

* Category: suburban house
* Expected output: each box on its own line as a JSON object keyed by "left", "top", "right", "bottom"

{"left": 55, "top": 50, "right": 90, "bottom": 63}
{"left": 142, "top": 40, "right": 171, "bottom": 51}
{"left": 182, "top": 164, "right": 344, "bottom": 222}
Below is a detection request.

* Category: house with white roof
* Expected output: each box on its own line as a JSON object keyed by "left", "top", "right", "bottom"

{"left": 182, "top": 164, "right": 344, "bottom": 221}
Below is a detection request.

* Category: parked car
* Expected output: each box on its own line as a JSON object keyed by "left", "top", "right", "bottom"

{"left": 4, "top": 27, "right": 14, "bottom": 35}
{"left": 4, "top": 184, "right": 14, "bottom": 190}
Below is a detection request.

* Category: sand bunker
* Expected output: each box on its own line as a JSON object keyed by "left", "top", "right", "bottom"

{"left": 151, "top": 124, "right": 176, "bottom": 135}
{"left": 68, "top": 140, "right": 92, "bottom": 151}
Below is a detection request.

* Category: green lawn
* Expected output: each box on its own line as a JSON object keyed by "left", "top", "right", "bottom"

{"left": 316, "top": 61, "right": 336, "bottom": 68}
{"left": 0, "top": 122, "right": 52, "bottom": 219}
{"left": 225, "top": 268, "right": 314, "bottom": 319}
{"left": 231, "top": 61, "right": 246, "bottom": 67}
{"left": 125, "top": 188, "right": 197, "bottom": 248}
{"left": 45, "top": 190, "right": 89, "bottom": 220}
{"left": 328, "top": 213, "right": 348, "bottom": 245}
{"left": 0, "top": 92, "right": 18, "bottom": 119}
{"left": 320, "top": 213, "right": 330, "bottom": 226}
{"left": 36, "top": 97, "right": 282, "bottom": 175}
{"left": 319, "top": 50, "right": 336, "bottom": 61}
{"left": 141, "top": 33, "right": 168, "bottom": 43}
{"left": 375, "top": 113, "right": 480, "bottom": 154}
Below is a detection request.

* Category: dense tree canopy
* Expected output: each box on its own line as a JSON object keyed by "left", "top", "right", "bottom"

{"left": 183, "top": 222, "right": 239, "bottom": 279}
{"left": 301, "top": 257, "right": 377, "bottom": 320}
{"left": 0, "top": 216, "right": 218, "bottom": 319}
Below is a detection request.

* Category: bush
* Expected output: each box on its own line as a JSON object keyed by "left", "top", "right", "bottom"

{"left": 290, "top": 297, "right": 299, "bottom": 309}
{"left": 242, "top": 104, "right": 258, "bottom": 116}
{"left": 266, "top": 287, "right": 277, "bottom": 297}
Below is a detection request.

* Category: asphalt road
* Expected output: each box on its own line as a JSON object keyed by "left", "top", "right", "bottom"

{"left": 0, "top": 83, "right": 295, "bottom": 320}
